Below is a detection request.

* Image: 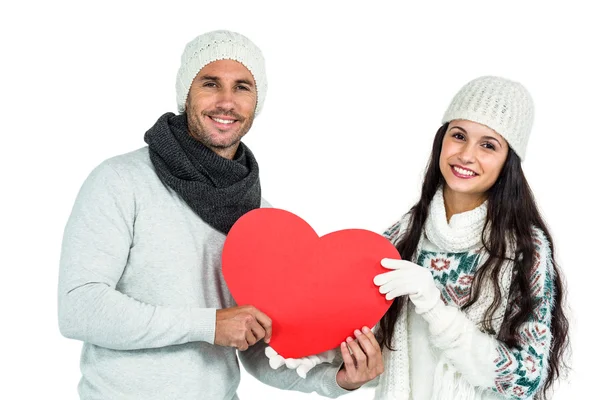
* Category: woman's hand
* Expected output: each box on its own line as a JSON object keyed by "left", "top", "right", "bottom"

{"left": 374, "top": 258, "right": 441, "bottom": 314}
{"left": 264, "top": 346, "right": 336, "bottom": 378}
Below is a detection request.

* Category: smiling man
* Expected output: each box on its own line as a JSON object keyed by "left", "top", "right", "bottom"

{"left": 185, "top": 59, "right": 258, "bottom": 158}
{"left": 57, "top": 30, "right": 360, "bottom": 399}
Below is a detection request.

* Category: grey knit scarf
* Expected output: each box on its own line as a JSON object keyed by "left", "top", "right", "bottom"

{"left": 144, "top": 112, "right": 261, "bottom": 234}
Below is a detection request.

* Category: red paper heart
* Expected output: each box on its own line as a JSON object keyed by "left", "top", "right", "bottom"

{"left": 222, "top": 208, "right": 399, "bottom": 358}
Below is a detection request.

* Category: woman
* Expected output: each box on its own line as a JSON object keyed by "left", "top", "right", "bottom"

{"left": 372, "top": 75, "right": 569, "bottom": 399}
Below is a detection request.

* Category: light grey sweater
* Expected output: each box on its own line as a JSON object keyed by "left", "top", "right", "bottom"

{"left": 58, "top": 147, "right": 349, "bottom": 400}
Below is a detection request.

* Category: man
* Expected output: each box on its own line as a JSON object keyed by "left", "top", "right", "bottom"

{"left": 58, "top": 30, "right": 382, "bottom": 399}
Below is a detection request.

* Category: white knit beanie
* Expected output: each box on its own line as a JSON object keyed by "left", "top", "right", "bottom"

{"left": 176, "top": 30, "right": 267, "bottom": 116}
{"left": 442, "top": 76, "right": 534, "bottom": 161}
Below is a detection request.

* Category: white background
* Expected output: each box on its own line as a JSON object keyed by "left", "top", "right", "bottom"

{"left": 1, "top": 1, "right": 598, "bottom": 398}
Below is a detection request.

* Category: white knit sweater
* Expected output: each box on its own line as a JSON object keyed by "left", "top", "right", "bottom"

{"left": 374, "top": 188, "right": 555, "bottom": 400}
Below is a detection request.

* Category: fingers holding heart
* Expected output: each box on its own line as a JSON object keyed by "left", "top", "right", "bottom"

{"left": 337, "top": 327, "right": 384, "bottom": 390}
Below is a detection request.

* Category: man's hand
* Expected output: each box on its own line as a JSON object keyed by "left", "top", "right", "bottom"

{"left": 336, "top": 327, "right": 384, "bottom": 391}
{"left": 215, "top": 305, "right": 272, "bottom": 351}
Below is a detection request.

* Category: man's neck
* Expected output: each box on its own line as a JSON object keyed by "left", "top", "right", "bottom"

{"left": 211, "top": 144, "right": 239, "bottom": 160}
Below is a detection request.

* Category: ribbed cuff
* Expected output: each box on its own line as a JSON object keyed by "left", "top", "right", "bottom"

{"left": 420, "top": 300, "right": 459, "bottom": 337}
{"left": 188, "top": 308, "right": 216, "bottom": 344}
{"left": 321, "top": 361, "right": 353, "bottom": 397}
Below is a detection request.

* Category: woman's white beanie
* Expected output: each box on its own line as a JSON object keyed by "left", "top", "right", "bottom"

{"left": 442, "top": 76, "right": 534, "bottom": 160}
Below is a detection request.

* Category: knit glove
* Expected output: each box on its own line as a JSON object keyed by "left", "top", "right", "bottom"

{"left": 265, "top": 346, "right": 336, "bottom": 379}
{"left": 374, "top": 258, "right": 441, "bottom": 314}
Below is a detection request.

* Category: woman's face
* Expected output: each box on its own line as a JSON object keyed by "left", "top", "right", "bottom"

{"left": 439, "top": 120, "right": 509, "bottom": 201}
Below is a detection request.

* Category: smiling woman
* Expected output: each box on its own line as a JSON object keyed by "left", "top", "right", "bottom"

{"left": 373, "top": 76, "right": 569, "bottom": 400}
{"left": 439, "top": 120, "right": 509, "bottom": 215}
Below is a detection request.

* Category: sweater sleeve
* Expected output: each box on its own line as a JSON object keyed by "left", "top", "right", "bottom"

{"left": 238, "top": 341, "right": 352, "bottom": 398}
{"left": 420, "top": 230, "right": 555, "bottom": 399}
{"left": 382, "top": 213, "right": 411, "bottom": 245}
{"left": 58, "top": 161, "right": 215, "bottom": 350}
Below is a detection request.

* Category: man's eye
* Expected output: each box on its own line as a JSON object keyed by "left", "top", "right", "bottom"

{"left": 203, "top": 82, "right": 217, "bottom": 88}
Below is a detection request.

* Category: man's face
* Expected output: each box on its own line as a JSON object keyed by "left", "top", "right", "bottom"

{"left": 185, "top": 59, "right": 257, "bottom": 158}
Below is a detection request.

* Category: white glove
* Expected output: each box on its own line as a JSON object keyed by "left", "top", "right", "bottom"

{"left": 264, "top": 346, "right": 336, "bottom": 379}
{"left": 374, "top": 258, "right": 441, "bottom": 314}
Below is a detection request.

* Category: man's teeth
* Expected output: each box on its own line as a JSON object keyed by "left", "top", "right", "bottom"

{"left": 212, "top": 117, "right": 235, "bottom": 124}
{"left": 453, "top": 166, "right": 475, "bottom": 176}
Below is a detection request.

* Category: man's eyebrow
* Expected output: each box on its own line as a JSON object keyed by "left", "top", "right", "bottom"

{"left": 198, "top": 75, "right": 220, "bottom": 81}
{"left": 235, "top": 79, "right": 255, "bottom": 87}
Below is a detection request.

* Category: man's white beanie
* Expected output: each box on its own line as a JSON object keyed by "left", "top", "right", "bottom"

{"left": 176, "top": 30, "right": 267, "bottom": 115}
{"left": 442, "top": 76, "right": 534, "bottom": 161}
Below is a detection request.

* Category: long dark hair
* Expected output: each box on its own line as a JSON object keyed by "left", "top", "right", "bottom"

{"left": 378, "top": 123, "right": 569, "bottom": 399}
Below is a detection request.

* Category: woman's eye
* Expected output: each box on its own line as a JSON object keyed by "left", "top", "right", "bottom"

{"left": 482, "top": 142, "right": 496, "bottom": 150}
{"left": 452, "top": 133, "right": 465, "bottom": 140}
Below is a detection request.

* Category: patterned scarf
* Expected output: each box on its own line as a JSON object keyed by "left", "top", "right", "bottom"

{"left": 375, "top": 188, "right": 513, "bottom": 400}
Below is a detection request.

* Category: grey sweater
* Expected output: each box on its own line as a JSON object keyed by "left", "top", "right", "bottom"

{"left": 58, "top": 147, "right": 349, "bottom": 400}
